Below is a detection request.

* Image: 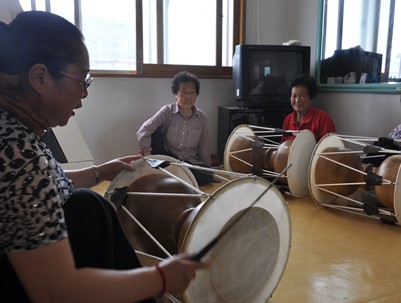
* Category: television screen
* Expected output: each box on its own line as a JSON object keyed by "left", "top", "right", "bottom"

{"left": 233, "top": 44, "right": 311, "bottom": 108}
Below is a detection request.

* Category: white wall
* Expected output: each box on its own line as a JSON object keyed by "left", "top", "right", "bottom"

{"left": 246, "top": 0, "right": 291, "bottom": 45}
{"left": 75, "top": 78, "right": 235, "bottom": 163}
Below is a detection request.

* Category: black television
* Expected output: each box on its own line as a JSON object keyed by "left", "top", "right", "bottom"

{"left": 232, "top": 44, "right": 311, "bottom": 108}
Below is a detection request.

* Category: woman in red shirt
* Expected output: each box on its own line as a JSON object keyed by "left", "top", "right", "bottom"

{"left": 281, "top": 74, "right": 335, "bottom": 143}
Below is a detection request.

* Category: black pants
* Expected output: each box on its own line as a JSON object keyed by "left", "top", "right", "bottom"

{"left": 151, "top": 128, "right": 214, "bottom": 186}
{"left": 0, "top": 188, "right": 156, "bottom": 303}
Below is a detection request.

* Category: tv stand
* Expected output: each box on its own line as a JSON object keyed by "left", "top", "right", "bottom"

{"left": 217, "top": 105, "right": 292, "bottom": 161}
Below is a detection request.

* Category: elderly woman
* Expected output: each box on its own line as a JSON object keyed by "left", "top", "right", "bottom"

{"left": 137, "top": 71, "right": 214, "bottom": 185}
{"left": 281, "top": 74, "right": 335, "bottom": 143}
{"left": 0, "top": 11, "right": 205, "bottom": 303}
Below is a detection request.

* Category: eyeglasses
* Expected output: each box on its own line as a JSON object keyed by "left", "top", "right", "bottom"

{"left": 59, "top": 70, "right": 93, "bottom": 91}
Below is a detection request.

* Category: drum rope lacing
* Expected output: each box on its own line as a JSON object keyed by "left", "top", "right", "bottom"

{"left": 311, "top": 133, "right": 401, "bottom": 223}
{"left": 118, "top": 205, "right": 183, "bottom": 301}
{"left": 125, "top": 192, "right": 205, "bottom": 198}
{"left": 247, "top": 124, "right": 302, "bottom": 141}
{"left": 336, "top": 134, "right": 401, "bottom": 155}
{"left": 113, "top": 157, "right": 256, "bottom": 258}
{"left": 154, "top": 164, "right": 207, "bottom": 196}
{"left": 317, "top": 154, "right": 392, "bottom": 185}
{"left": 233, "top": 132, "right": 280, "bottom": 149}
{"left": 108, "top": 156, "right": 261, "bottom": 303}
{"left": 226, "top": 131, "right": 290, "bottom": 179}
{"left": 227, "top": 153, "right": 286, "bottom": 179}
{"left": 322, "top": 203, "right": 394, "bottom": 216}
{"left": 165, "top": 161, "right": 251, "bottom": 179}
{"left": 120, "top": 204, "right": 172, "bottom": 257}
{"left": 316, "top": 186, "right": 394, "bottom": 216}
{"left": 109, "top": 155, "right": 290, "bottom": 303}
{"left": 145, "top": 156, "right": 253, "bottom": 181}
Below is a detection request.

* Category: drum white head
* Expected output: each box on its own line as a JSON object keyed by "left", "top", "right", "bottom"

{"left": 223, "top": 124, "right": 256, "bottom": 174}
{"left": 224, "top": 125, "right": 315, "bottom": 198}
{"left": 286, "top": 130, "right": 316, "bottom": 197}
{"left": 309, "top": 133, "right": 345, "bottom": 204}
{"left": 182, "top": 177, "right": 291, "bottom": 303}
{"left": 394, "top": 164, "right": 401, "bottom": 223}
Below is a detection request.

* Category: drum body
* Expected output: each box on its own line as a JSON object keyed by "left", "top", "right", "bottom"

{"left": 121, "top": 173, "right": 201, "bottom": 257}
{"left": 104, "top": 155, "right": 199, "bottom": 257}
{"left": 224, "top": 124, "right": 269, "bottom": 174}
{"left": 224, "top": 124, "right": 316, "bottom": 197}
{"left": 105, "top": 156, "right": 291, "bottom": 303}
{"left": 374, "top": 155, "right": 401, "bottom": 214}
{"left": 309, "top": 133, "right": 401, "bottom": 223}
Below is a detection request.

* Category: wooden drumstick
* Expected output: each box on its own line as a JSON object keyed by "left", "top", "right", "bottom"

{"left": 190, "top": 163, "right": 292, "bottom": 261}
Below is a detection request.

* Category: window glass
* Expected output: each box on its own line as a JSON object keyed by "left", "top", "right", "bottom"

{"left": 163, "top": 0, "right": 216, "bottom": 65}
{"left": 143, "top": 0, "right": 157, "bottom": 64}
{"left": 18, "top": 0, "right": 32, "bottom": 10}
{"left": 18, "top": 0, "right": 240, "bottom": 76}
{"left": 222, "top": 0, "right": 234, "bottom": 66}
{"left": 377, "top": 0, "right": 391, "bottom": 72}
{"left": 389, "top": 0, "right": 400, "bottom": 79}
{"left": 320, "top": 0, "right": 401, "bottom": 89}
{"left": 34, "top": 0, "right": 45, "bottom": 10}
{"left": 81, "top": 0, "right": 136, "bottom": 71}
{"left": 342, "top": 0, "right": 364, "bottom": 49}
{"left": 50, "top": 0, "right": 74, "bottom": 24}
{"left": 323, "top": 0, "right": 339, "bottom": 58}
{"left": 19, "top": 0, "right": 73, "bottom": 24}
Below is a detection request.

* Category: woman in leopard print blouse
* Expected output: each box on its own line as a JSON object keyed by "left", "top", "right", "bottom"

{"left": 0, "top": 11, "right": 205, "bottom": 303}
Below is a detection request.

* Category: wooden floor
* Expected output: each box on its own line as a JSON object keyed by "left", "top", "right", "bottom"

{"left": 94, "top": 178, "right": 401, "bottom": 303}
{"left": 275, "top": 194, "right": 401, "bottom": 303}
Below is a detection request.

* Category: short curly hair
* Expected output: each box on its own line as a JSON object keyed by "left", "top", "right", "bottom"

{"left": 288, "top": 74, "right": 318, "bottom": 99}
{"left": 171, "top": 71, "right": 200, "bottom": 96}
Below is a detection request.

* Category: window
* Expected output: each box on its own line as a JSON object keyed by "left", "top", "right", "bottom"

{"left": 18, "top": 0, "right": 245, "bottom": 78}
{"left": 317, "top": 0, "right": 401, "bottom": 93}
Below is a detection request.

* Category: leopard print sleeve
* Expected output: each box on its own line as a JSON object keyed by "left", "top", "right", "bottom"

{"left": 0, "top": 111, "right": 73, "bottom": 255}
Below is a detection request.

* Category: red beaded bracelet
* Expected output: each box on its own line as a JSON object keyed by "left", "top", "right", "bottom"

{"left": 155, "top": 263, "right": 166, "bottom": 295}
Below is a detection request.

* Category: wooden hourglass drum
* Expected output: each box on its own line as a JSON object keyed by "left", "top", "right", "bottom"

{"left": 223, "top": 124, "right": 316, "bottom": 197}
{"left": 309, "top": 133, "right": 401, "bottom": 224}
{"left": 104, "top": 155, "right": 292, "bottom": 303}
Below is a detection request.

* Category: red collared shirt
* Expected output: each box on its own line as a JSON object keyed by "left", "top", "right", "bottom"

{"left": 281, "top": 107, "right": 335, "bottom": 143}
